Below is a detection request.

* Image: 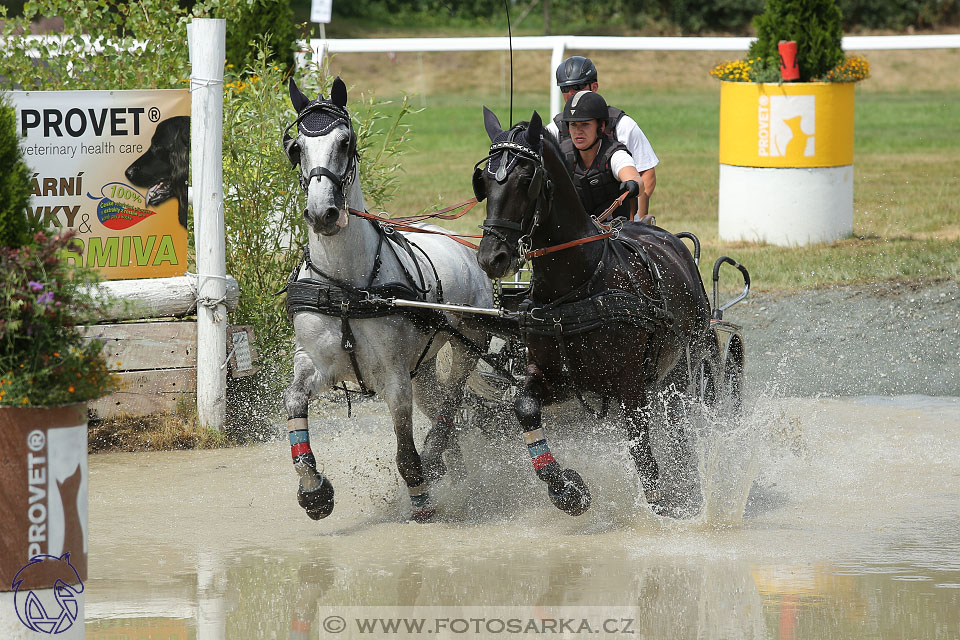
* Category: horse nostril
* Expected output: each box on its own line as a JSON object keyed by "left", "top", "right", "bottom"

{"left": 491, "top": 251, "right": 510, "bottom": 275}
{"left": 323, "top": 207, "right": 340, "bottom": 224}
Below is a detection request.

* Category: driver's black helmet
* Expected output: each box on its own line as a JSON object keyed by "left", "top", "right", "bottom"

{"left": 561, "top": 91, "right": 608, "bottom": 125}
{"left": 556, "top": 56, "right": 598, "bottom": 88}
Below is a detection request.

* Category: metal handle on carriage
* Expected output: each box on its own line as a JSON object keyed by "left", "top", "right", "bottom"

{"left": 711, "top": 256, "right": 751, "bottom": 320}
{"left": 388, "top": 297, "right": 518, "bottom": 318}
{"left": 675, "top": 231, "right": 701, "bottom": 266}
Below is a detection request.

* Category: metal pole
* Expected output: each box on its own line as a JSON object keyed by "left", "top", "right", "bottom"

{"left": 188, "top": 18, "right": 227, "bottom": 430}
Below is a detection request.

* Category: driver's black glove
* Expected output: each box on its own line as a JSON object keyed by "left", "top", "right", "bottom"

{"left": 619, "top": 180, "right": 640, "bottom": 198}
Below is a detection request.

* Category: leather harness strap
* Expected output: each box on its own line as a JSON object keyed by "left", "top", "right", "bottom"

{"left": 522, "top": 192, "right": 628, "bottom": 260}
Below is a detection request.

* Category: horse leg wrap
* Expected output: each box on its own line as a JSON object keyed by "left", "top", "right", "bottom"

{"left": 290, "top": 619, "right": 312, "bottom": 640}
{"left": 523, "top": 428, "right": 558, "bottom": 479}
{"left": 522, "top": 428, "right": 591, "bottom": 516}
{"left": 288, "top": 418, "right": 335, "bottom": 520}
{"left": 408, "top": 482, "right": 435, "bottom": 523}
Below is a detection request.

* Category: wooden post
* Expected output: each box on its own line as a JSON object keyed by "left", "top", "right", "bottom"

{"left": 188, "top": 19, "right": 227, "bottom": 430}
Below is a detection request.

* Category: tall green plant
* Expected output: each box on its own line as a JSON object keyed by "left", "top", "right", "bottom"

{"left": 0, "top": 98, "right": 37, "bottom": 248}
{"left": 748, "top": 0, "right": 845, "bottom": 82}
{"left": 222, "top": 0, "right": 297, "bottom": 74}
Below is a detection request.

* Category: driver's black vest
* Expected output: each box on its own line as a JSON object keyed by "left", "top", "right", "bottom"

{"left": 552, "top": 106, "right": 626, "bottom": 145}
{"left": 561, "top": 134, "right": 633, "bottom": 220}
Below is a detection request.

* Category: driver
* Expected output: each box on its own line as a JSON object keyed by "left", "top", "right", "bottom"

{"left": 547, "top": 56, "right": 659, "bottom": 215}
{"left": 560, "top": 90, "right": 648, "bottom": 222}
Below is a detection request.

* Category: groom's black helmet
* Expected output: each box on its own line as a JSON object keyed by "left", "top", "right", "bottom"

{"left": 555, "top": 56, "right": 598, "bottom": 88}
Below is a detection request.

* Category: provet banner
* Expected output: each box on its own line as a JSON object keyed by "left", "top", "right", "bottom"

{"left": 10, "top": 90, "right": 190, "bottom": 280}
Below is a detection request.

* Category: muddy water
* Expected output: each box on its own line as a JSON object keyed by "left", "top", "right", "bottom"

{"left": 80, "top": 396, "right": 960, "bottom": 639}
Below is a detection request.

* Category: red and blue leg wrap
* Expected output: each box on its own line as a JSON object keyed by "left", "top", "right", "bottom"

{"left": 289, "top": 428, "right": 316, "bottom": 469}
{"left": 524, "top": 428, "right": 556, "bottom": 471}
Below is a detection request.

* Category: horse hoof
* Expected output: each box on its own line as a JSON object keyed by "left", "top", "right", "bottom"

{"left": 548, "top": 469, "right": 591, "bottom": 516}
{"left": 649, "top": 500, "right": 669, "bottom": 517}
{"left": 411, "top": 506, "right": 437, "bottom": 523}
{"left": 298, "top": 477, "right": 335, "bottom": 520}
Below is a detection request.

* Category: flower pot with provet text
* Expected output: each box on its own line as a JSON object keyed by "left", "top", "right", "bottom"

{"left": 717, "top": 80, "right": 855, "bottom": 246}
{"left": 0, "top": 403, "right": 87, "bottom": 638}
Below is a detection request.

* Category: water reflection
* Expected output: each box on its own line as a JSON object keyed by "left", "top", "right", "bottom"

{"left": 82, "top": 396, "right": 960, "bottom": 639}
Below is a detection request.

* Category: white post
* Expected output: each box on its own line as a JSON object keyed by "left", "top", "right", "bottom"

{"left": 549, "top": 38, "right": 565, "bottom": 119}
{"left": 188, "top": 19, "right": 227, "bottom": 430}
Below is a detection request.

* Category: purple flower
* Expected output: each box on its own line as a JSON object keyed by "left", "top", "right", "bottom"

{"left": 28, "top": 281, "right": 44, "bottom": 291}
{"left": 36, "top": 292, "right": 54, "bottom": 306}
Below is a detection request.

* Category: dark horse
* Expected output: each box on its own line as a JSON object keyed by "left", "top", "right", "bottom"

{"left": 474, "top": 107, "right": 712, "bottom": 517}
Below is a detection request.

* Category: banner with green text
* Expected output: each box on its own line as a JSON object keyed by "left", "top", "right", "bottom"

{"left": 11, "top": 90, "right": 190, "bottom": 280}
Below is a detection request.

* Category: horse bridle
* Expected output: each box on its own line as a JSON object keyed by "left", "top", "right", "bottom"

{"left": 474, "top": 129, "right": 551, "bottom": 261}
{"left": 282, "top": 101, "right": 358, "bottom": 210}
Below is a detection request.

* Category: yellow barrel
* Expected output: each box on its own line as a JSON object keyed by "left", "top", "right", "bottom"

{"left": 719, "top": 81, "right": 855, "bottom": 169}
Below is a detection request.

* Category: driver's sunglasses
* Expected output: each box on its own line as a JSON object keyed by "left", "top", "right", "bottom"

{"left": 562, "top": 83, "right": 591, "bottom": 93}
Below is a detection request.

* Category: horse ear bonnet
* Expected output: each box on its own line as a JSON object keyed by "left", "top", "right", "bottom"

{"left": 288, "top": 92, "right": 357, "bottom": 165}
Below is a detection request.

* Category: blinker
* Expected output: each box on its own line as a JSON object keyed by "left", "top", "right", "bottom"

{"left": 495, "top": 150, "right": 508, "bottom": 182}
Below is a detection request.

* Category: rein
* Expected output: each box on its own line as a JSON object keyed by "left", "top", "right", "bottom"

{"left": 522, "top": 193, "right": 628, "bottom": 260}
{"left": 347, "top": 202, "right": 483, "bottom": 251}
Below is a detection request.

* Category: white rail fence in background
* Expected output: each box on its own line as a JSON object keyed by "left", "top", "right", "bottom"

{"left": 307, "top": 34, "right": 960, "bottom": 117}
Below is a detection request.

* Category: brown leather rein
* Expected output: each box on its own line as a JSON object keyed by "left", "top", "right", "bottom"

{"left": 347, "top": 191, "right": 629, "bottom": 260}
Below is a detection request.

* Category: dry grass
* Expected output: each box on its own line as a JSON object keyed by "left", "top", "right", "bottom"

{"left": 327, "top": 48, "right": 960, "bottom": 99}
{"left": 88, "top": 406, "right": 228, "bottom": 453}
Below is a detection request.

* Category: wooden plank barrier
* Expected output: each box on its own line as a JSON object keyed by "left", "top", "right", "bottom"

{"left": 80, "top": 275, "right": 253, "bottom": 419}
{"left": 83, "top": 322, "right": 199, "bottom": 419}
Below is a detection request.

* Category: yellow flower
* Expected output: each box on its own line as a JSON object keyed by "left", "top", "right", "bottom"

{"left": 68, "top": 386, "right": 75, "bottom": 393}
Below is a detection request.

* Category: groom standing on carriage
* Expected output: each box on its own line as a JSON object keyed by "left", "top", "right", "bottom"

{"left": 546, "top": 56, "right": 659, "bottom": 219}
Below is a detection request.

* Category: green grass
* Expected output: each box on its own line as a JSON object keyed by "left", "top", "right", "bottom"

{"left": 368, "top": 88, "right": 960, "bottom": 291}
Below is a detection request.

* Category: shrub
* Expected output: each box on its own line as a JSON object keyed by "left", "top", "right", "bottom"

{"left": 0, "top": 98, "right": 37, "bottom": 248}
{"left": 748, "top": 0, "right": 845, "bottom": 82}
{"left": 221, "top": 0, "right": 297, "bottom": 74}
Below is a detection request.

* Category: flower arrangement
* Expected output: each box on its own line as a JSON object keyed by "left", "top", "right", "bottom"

{"left": 710, "top": 0, "right": 870, "bottom": 84}
{"left": 1, "top": 98, "right": 119, "bottom": 408}
{"left": 0, "top": 231, "right": 120, "bottom": 407}
{"left": 710, "top": 54, "right": 870, "bottom": 83}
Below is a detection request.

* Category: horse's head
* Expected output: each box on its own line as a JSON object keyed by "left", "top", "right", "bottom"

{"left": 475, "top": 107, "right": 550, "bottom": 279}
{"left": 284, "top": 77, "right": 357, "bottom": 236}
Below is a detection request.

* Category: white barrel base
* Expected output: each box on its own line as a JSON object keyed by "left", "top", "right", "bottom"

{"left": 719, "top": 164, "right": 853, "bottom": 246}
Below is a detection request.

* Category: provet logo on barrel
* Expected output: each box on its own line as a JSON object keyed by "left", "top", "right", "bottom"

{"left": 758, "top": 94, "right": 816, "bottom": 159}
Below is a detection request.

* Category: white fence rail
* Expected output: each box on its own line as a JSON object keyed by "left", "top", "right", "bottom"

{"left": 308, "top": 34, "right": 960, "bottom": 117}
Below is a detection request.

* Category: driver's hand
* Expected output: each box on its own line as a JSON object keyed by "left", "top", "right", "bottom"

{"left": 619, "top": 180, "right": 640, "bottom": 198}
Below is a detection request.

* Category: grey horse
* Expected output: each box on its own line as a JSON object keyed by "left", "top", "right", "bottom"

{"left": 281, "top": 77, "right": 493, "bottom": 522}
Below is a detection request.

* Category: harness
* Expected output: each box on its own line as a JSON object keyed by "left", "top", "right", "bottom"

{"left": 519, "top": 236, "right": 675, "bottom": 416}
{"left": 282, "top": 221, "right": 447, "bottom": 397}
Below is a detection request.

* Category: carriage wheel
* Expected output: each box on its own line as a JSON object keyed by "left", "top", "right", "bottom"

{"left": 692, "top": 339, "right": 721, "bottom": 409}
